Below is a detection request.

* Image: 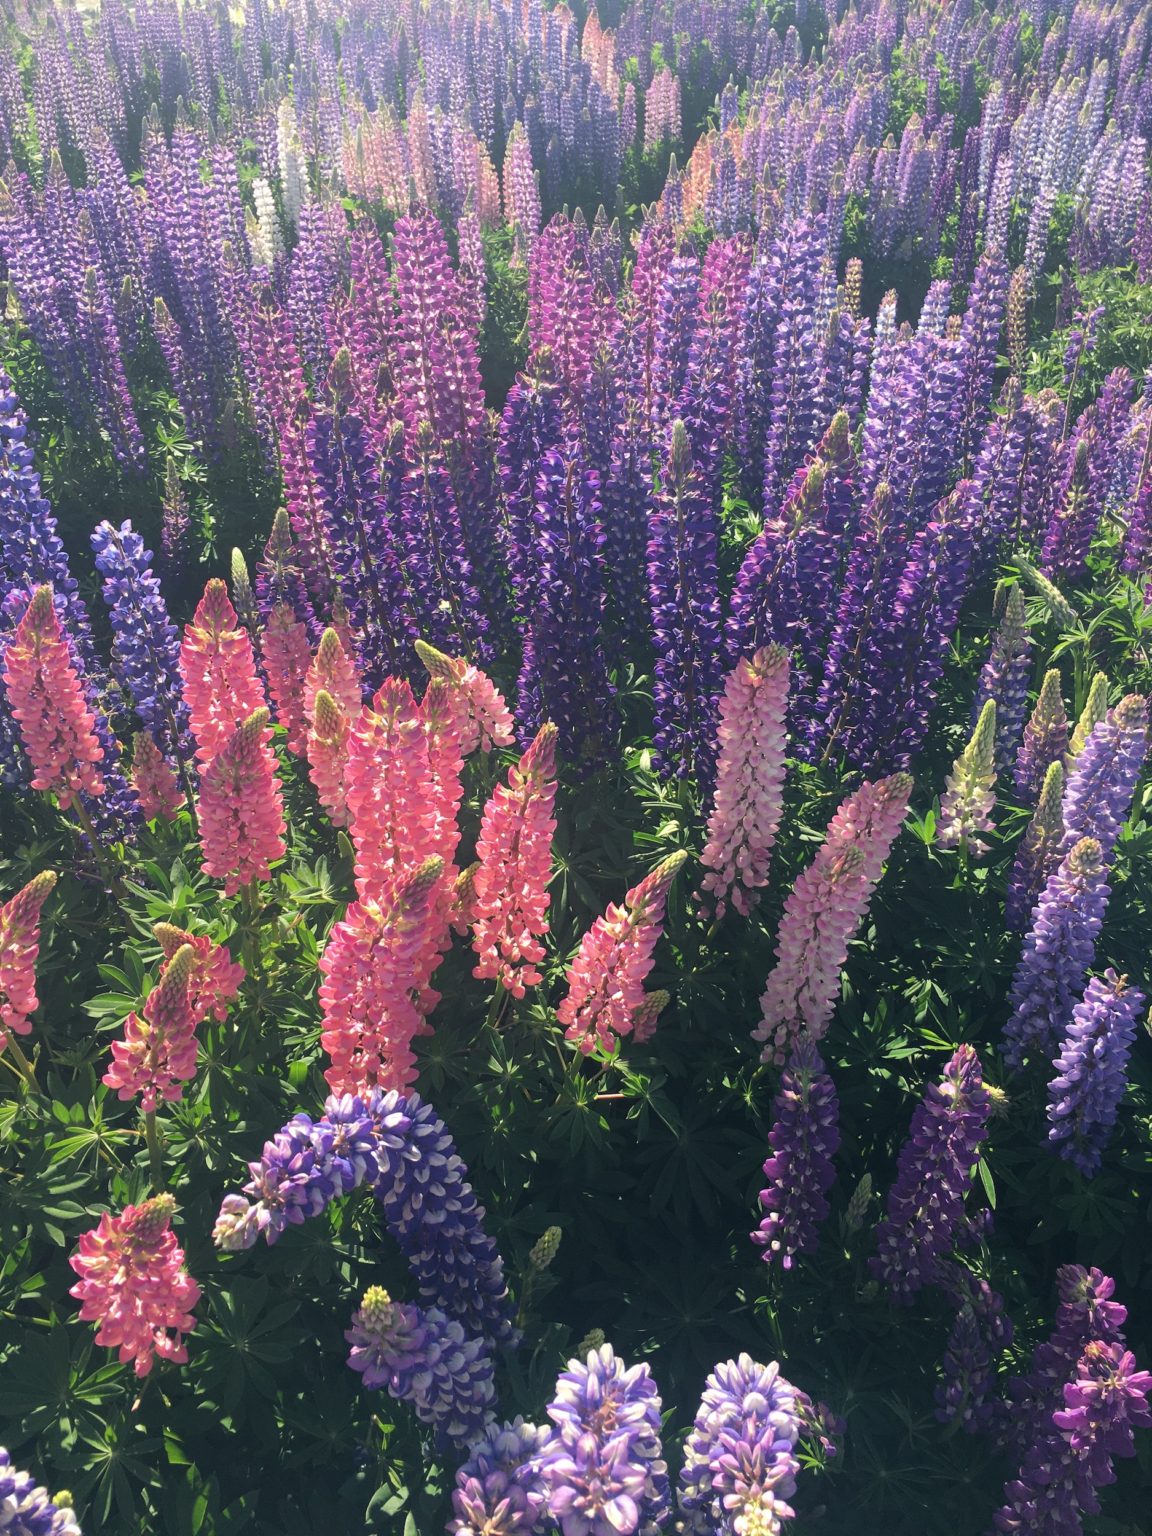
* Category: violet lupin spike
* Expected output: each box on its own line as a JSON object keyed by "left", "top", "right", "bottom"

{"left": 1058, "top": 693, "right": 1149, "bottom": 862}
{"left": 1006, "top": 759, "right": 1066, "bottom": 933}
{"left": 1015, "top": 669, "right": 1069, "bottom": 806}
{"left": 974, "top": 585, "right": 1033, "bottom": 773}
{"left": 1046, "top": 969, "right": 1144, "bottom": 1178}
{"left": 752, "top": 1038, "right": 841, "bottom": 1271}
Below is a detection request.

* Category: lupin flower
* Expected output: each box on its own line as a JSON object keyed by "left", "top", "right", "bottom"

{"left": 870, "top": 1045, "right": 991, "bottom": 1302}
{"left": 754, "top": 775, "right": 912, "bottom": 1065}
{"left": 1005, "top": 758, "right": 1065, "bottom": 931}
{"left": 678, "top": 1355, "right": 802, "bottom": 1535}
{"left": 1047, "top": 969, "right": 1144, "bottom": 1178}
{"left": 1002, "top": 837, "right": 1112, "bottom": 1071}
{"left": 753, "top": 1038, "right": 840, "bottom": 1270}
{"left": 0, "top": 871, "right": 56, "bottom": 1051}
{"left": 416, "top": 640, "right": 514, "bottom": 756}
{"left": 318, "top": 856, "right": 444, "bottom": 1095}
{"left": 974, "top": 586, "right": 1032, "bottom": 772}
{"left": 937, "top": 699, "right": 998, "bottom": 857}
{"left": 449, "top": 1418, "right": 552, "bottom": 1536}
{"left": 698, "top": 645, "right": 789, "bottom": 920}
{"left": 103, "top": 943, "right": 199, "bottom": 1111}
{"left": 934, "top": 1267, "right": 1013, "bottom": 1432}
{"left": 131, "top": 733, "right": 184, "bottom": 821}
{"left": 303, "top": 626, "right": 361, "bottom": 720}
{"left": 532, "top": 1344, "right": 670, "bottom": 1536}
{"left": 261, "top": 603, "right": 311, "bottom": 755}
{"left": 558, "top": 851, "right": 688, "bottom": 1056}
{"left": 346, "top": 1285, "right": 496, "bottom": 1447}
{"left": 345, "top": 677, "right": 435, "bottom": 902}
{"left": 471, "top": 724, "right": 559, "bottom": 998}
{"left": 0, "top": 1447, "right": 81, "bottom": 1535}
{"left": 630, "top": 989, "right": 670, "bottom": 1045}
{"left": 178, "top": 580, "right": 266, "bottom": 768}
{"left": 308, "top": 689, "right": 351, "bottom": 827}
{"left": 68, "top": 1194, "right": 200, "bottom": 1377}
{"left": 1059, "top": 694, "right": 1149, "bottom": 860}
{"left": 3, "top": 586, "right": 104, "bottom": 808}
{"left": 1066, "top": 671, "right": 1110, "bottom": 767}
{"left": 1015, "top": 668, "right": 1069, "bottom": 805}
{"left": 197, "top": 709, "right": 286, "bottom": 896}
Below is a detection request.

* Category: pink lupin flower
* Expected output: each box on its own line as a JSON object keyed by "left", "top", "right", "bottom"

{"left": 69, "top": 1193, "right": 201, "bottom": 1377}
{"left": 415, "top": 639, "right": 515, "bottom": 755}
{"left": 471, "top": 722, "right": 559, "bottom": 997}
{"left": 0, "top": 870, "right": 56, "bottom": 1051}
{"left": 630, "top": 988, "right": 671, "bottom": 1044}
{"left": 153, "top": 922, "right": 244, "bottom": 1024}
{"left": 308, "top": 688, "right": 352, "bottom": 827}
{"left": 318, "top": 856, "right": 445, "bottom": 1095}
{"left": 261, "top": 602, "right": 312, "bottom": 755}
{"left": 753, "top": 773, "right": 913, "bottom": 1065}
{"left": 131, "top": 732, "right": 184, "bottom": 821}
{"left": 103, "top": 942, "right": 199, "bottom": 1110}
{"left": 197, "top": 708, "right": 286, "bottom": 895}
{"left": 303, "top": 625, "right": 362, "bottom": 720}
{"left": 699, "top": 645, "right": 790, "bottom": 919}
{"left": 3, "top": 585, "right": 105, "bottom": 807}
{"left": 178, "top": 579, "right": 266, "bottom": 767}
{"left": 345, "top": 677, "right": 437, "bottom": 901}
{"left": 558, "top": 850, "right": 689, "bottom": 1055}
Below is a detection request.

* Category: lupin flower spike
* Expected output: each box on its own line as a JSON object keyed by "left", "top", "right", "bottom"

{"left": 974, "top": 586, "right": 1032, "bottom": 772}
{"left": 261, "top": 603, "right": 312, "bottom": 755}
{"left": 415, "top": 639, "right": 514, "bottom": 756}
{"left": 103, "top": 943, "right": 199, "bottom": 1111}
{"left": 304, "top": 627, "right": 361, "bottom": 720}
{"left": 1067, "top": 672, "right": 1110, "bottom": 767}
{"left": 1015, "top": 669, "right": 1069, "bottom": 805}
{"left": 1012, "top": 551, "right": 1077, "bottom": 629}
{"left": 3, "top": 586, "right": 105, "bottom": 808}
{"left": 151, "top": 923, "right": 244, "bottom": 1027}
{"left": 938, "top": 698, "right": 998, "bottom": 856}
{"left": 630, "top": 989, "right": 670, "bottom": 1044}
{"left": 197, "top": 709, "right": 286, "bottom": 895}
{"left": 0, "top": 871, "right": 56, "bottom": 1053}
{"left": 179, "top": 580, "right": 266, "bottom": 768}
{"left": 308, "top": 689, "right": 352, "bottom": 827}
{"left": 1047, "top": 969, "right": 1144, "bottom": 1177}
{"left": 1006, "top": 758, "right": 1065, "bottom": 931}
{"left": 471, "top": 723, "right": 559, "bottom": 998}
{"left": 753, "top": 1037, "right": 841, "bottom": 1270}
{"left": 68, "top": 1193, "right": 200, "bottom": 1377}
{"left": 131, "top": 733, "right": 184, "bottom": 821}
{"left": 557, "top": 850, "right": 688, "bottom": 1055}
{"left": 699, "top": 645, "right": 789, "bottom": 920}
{"left": 448, "top": 1418, "right": 552, "bottom": 1536}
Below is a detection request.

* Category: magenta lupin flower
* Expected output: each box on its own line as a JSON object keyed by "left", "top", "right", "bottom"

{"left": 471, "top": 723, "right": 559, "bottom": 999}
{"left": 3, "top": 586, "right": 105, "bottom": 808}
{"left": 0, "top": 870, "right": 56, "bottom": 1053}
{"left": 197, "top": 709, "right": 286, "bottom": 896}
{"left": 753, "top": 774, "right": 912, "bottom": 1065}
{"left": 558, "top": 851, "right": 688, "bottom": 1056}
{"left": 699, "top": 645, "right": 789, "bottom": 920}
{"left": 68, "top": 1194, "right": 201, "bottom": 1377}
{"left": 752, "top": 1037, "right": 841, "bottom": 1270}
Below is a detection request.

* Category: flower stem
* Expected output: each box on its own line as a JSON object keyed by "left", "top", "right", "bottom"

{"left": 3, "top": 1034, "right": 39, "bottom": 1093}
{"left": 69, "top": 797, "right": 128, "bottom": 902}
{"left": 485, "top": 982, "right": 509, "bottom": 1032}
{"left": 144, "top": 1110, "right": 165, "bottom": 1191}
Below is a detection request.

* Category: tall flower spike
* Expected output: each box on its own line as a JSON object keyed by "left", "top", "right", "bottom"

{"left": 152, "top": 923, "right": 244, "bottom": 1027}
{"left": 449, "top": 1418, "right": 552, "bottom": 1536}
{"left": 698, "top": 645, "right": 789, "bottom": 920}
{"left": 472, "top": 724, "right": 559, "bottom": 999}
{"left": 308, "top": 689, "right": 351, "bottom": 828}
{"left": 753, "top": 1037, "right": 841, "bottom": 1270}
{"left": 68, "top": 1194, "right": 200, "bottom": 1377}
{"left": 870, "top": 1045, "right": 991, "bottom": 1303}
{"left": 179, "top": 579, "right": 266, "bottom": 768}
{"left": 1015, "top": 668, "right": 1069, "bottom": 805}
{"left": 0, "top": 871, "right": 56, "bottom": 1052}
{"left": 344, "top": 677, "right": 434, "bottom": 903}
{"left": 131, "top": 733, "right": 184, "bottom": 822}
{"left": 1066, "top": 671, "right": 1109, "bottom": 768}
{"left": 346, "top": 1285, "right": 496, "bottom": 1448}
{"left": 1005, "top": 758, "right": 1065, "bottom": 931}
{"left": 937, "top": 699, "right": 998, "bottom": 857}
{"left": 319, "top": 857, "right": 445, "bottom": 1095}
{"left": 197, "top": 709, "right": 286, "bottom": 896}
{"left": 558, "top": 851, "right": 688, "bottom": 1056}
{"left": 416, "top": 640, "right": 514, "bottom": 756}
{"left": 754, "top": 775, "right": 912, "bottom": 1065}
{"left": 0, "top": 1446, "right": 81, "bottom": 1535}
{"left": 1047, "top": 969, "right": 1144, "bottom": 1178}
{"left": 532, "top": 1344, "right": 670, "bottom": 1535}
{"left": 3, "top": 586, "right": 105, "bottom": 807}
{"left": 974, "top": 586, "right": 1032, "bottom": 771}
{"left": 1003, "top": 836, "right": 1112, "bottom": 1070}
{"left": 304, "top": 626, "right": 361, "bottom": 720}
{"left": 678, "top": 1355, "right": 802, "bottom": 1535}
{"left": 103, "top": 943, "right": 199, "bottom": 1112}
{"left": 934, "top": 1269, "right": 1013, "bottom": 1433}
{"left": 261, "top": 603, "right": 311, "bottom": 755}
{"left": 1059, "top": 694, "right": 1149, "bottom": 860}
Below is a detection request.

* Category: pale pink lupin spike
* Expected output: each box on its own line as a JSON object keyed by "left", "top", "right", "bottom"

{"left": 415, "top": 639, "right": 514, "bottom": 755}
{"left": 178, "top": 579, "right": 266, "bottom": 768}
{"left": 197, "top": 709, "right": 286, "bottom": 896}
{"left": 261, "top": 603, "right": 312, "bottom": 755}
{"left": 304, "top": 626, "right": 362, "bottom": 720}
{"left": 131, "top": 733, "right": 184, "bottom": 821}
{"left": 307, "top": 689, "right": 352, "bottom": 827}
{"left": 103, "top": 942, "right": 200, "bottom": 1111}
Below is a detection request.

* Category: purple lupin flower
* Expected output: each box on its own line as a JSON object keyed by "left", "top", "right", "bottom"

{"left": 677, "top": 1355, "right": 802, "bottom": 1534}
{"left": 1059, "top": 694, "right": 1149, "bottom": 861}
{"left": 0, "top": 1446, "right": 80, "bottom": 1535}
{"left": 532, "top": 1344, "right": 669, "bottom": 1536}
{"left": 1002, "top": 837, "right": 1112, "bottom": 1071}
{"left": 752, "top": 1038, "right": 840, "bottom": 1271}
{"left": 1046, "top": 969, "right": 1145, "bottom": 1178}
{"left": 1015, "top": 669, "right": 1069, "bottom": 806}
{"left": 974, "top": 585, "right": 1033, "bottom": 773}
{"left": 450, "top": 1418, "right": 552, "bottom": 1536}
{"left": 647, "top": 419, "right": 723, "bottom": 786}
{"left": 346, "top": 1285, "right": 496, "bottom": 1448}
{"left": 254, "top": 508, "right": 320, "bottom": 643}
{"left": 870, "top": 1045, "right": 991, "bottom": 1303}
{"left": 934, "top": 1266, "right": 1013, "bottom": 1433}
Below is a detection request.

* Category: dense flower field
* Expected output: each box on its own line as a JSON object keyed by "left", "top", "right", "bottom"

{"left": 2, "top": 0, "right": 1152, "bottom": 1532}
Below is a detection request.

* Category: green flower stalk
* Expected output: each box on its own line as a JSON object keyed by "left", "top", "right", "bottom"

{"left": 938, "top": 699, "right": 998, "bottom": 856}
{"left": 529, "top": 1227, "right": 562, "bottom": 1271}
{"left": 1012, "top": 551, "right": 1077, "bottom": 629}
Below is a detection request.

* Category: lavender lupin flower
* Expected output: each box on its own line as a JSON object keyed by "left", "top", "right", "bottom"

{"left": 533, "top": 1344, "right": 670, "bottom": 1536}
{"left": 346, "top": 1285, "right": 496, "bottom": 1448}
{"left": 1015, "top": 669, "right": 1069, "bottom": 806}
{"left": 450, "top": 1418, "right": 552, "bottom": 1536}
{"left": 0, "top": 1447, "right": 80, "bottom": 1535}
{"left": 678, "top": 1355, "right": 803, "bottom": 1535}
{"left": 1059, "top": 694, "right": 1149, "bottom": 861}
{"left": 934, "top": 1266, "right": 1013, "bottom": 1433}
{"left": 870, "top": 1045, "right": 991, "bottom": 1303}
{"left": 974, "top": 586, "right": 1033, "bottom": 772}
{"left": 1046, "top": 969, "right": 1145, "bottom": 1178}
{"left": 752, "top": 1038, "right": 840, "bottom": 1271}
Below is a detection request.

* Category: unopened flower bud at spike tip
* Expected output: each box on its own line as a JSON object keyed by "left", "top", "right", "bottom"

{"left": 529, "top": 1226, "right": 562, "bottom": 1270}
